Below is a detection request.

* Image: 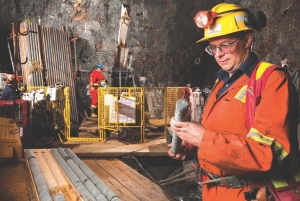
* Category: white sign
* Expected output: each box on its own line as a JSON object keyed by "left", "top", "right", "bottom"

{"left": 118, "top": 96, "right": 136, "bottom": 123}
{"left": 104, "top": 94, "right": 136, "bottom": 123}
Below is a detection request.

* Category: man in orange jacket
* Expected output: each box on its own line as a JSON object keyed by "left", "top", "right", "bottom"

{"left": 168, "top": 3, "right": 300, "bottom": 201}
{"left": 90, "top": 64, "right": 106, "bottom": 118}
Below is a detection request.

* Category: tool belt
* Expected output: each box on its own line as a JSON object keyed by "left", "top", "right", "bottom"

{"left": 193, "top": 156, "right": 274, "bottom": 201}
{"left": 198, "top": 175, "right": 248, "bottom": 188}
{"left": 193, "top": 156, "right": 247, "bottom": 188}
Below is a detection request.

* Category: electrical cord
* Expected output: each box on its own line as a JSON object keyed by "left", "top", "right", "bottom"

{"left": 123, "top": 155, "right": 180, "bottom": 201}
{"left": 159, "top": 166, "right": 194, "bottom": 183}
{"left": 160, "top": 175, "right": 195, "bottom": 186}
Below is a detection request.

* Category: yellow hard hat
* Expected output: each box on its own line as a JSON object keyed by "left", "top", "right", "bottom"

{"left": 194, "top": 3, "right": 265, "bottom": 43}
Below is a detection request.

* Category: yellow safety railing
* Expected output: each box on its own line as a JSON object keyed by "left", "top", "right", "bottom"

{"left": 26, "top": 86, "right": 185, "bottom": 143}
{"left": 98, "top": 87, "right": 145, "bottom": 142}
{"left": 61, "top": 87, "right": 71, "bottom": 142}
{"left": 144, "top": 87, "right": 165, "bottom": 127}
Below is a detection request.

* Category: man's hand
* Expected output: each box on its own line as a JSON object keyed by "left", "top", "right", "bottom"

{"left": 170, "top": 117, "right": 205, "bottom": 147}
{"left": 168, "top": 142, "right": 188, "bottom": 160}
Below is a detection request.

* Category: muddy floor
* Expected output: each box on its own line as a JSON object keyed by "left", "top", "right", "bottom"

{"left": 0, "top": 161, "right": 33, "bottom": 201}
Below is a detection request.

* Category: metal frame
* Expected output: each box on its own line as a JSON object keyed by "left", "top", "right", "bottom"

{"left": 98, "top": 87, "right": 145, "bottom": 142}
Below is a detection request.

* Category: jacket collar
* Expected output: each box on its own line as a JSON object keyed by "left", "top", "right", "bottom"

{"left": 216, "top": 52, "right": 259, "bottom": 82}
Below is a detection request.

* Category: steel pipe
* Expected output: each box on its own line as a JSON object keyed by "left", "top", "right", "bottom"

{"left": 40, "top": 26, "right": 49, "bottom": 85}
{"left": 45, "top": 26, "right": 53, "bottom": 86}
{"left": 54, "top": 194, "right": 66, "bottom": 201}
{"left": 35, "top": 23, "right": 44, "bottom": 85}
{"left": 47, "top": 27, "right": 54, "bottom": 86}
{"left": 34, "top": 150, "right": 67, "bottom": 201}
{"left": 25, "top": 149, "right": 52, "bottom": 201}
{"left": 50, "top": 148, "right": 97, "bottom": 201}
{"left": 64, "top": 148, "right": 121, "bottom": 201}
{"left": 171, "top": 98, "right": 189, "bottom": 154}
{"left": 27, "top": 23, "right": 34, "bottom": 86}
{"left": 63, "top": 30, "right": 79, "bottom": 128}
{"left": 42, "top": 149, "right": 80, "bottom": 201}
{"left": 56, "top": 148, "right": 107, "bottom": 201}
{"left": 31, "top": 23, "right": 39, "bottom": 85}
{"left": 30, "top": 23, "right": 39, "bottom": 86}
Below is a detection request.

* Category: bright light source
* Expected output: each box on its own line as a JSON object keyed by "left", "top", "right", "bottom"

{"left": 194, "top": 10, "right": 217, "bottom": 29}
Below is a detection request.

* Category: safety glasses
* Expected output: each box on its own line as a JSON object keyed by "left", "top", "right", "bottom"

{"left": 205, "top": 38, "right": 240, "bottom": 56}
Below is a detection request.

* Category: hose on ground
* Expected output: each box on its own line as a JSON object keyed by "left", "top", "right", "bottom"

{"left": 159, "top": 166, "right": 194, "bottom": 183}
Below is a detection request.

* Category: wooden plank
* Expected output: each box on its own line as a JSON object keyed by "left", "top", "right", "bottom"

{"left": 0, "top": 117, "right": 19, "bottom": 143}
{"left": 94, "top": 158, "right": 150, "bottom": 201}
{"left": 0, "top": 143, "right": 13, "bottom": 158}
{"left": 58, "top": 139, "right": 169, "bottom": 157}
{"left": 0, "top": 137, "right": 23, "bottom": 163}
{"left": 94, "top": 158, "right": 171, "bottom": 201}
{"left": 83, "top": 159, "right": 140, "bottom": 201}
{"left": 0, "top": 117, "right": 23, "bottom": 162}
{"left": 109, "top": 159, "right": 171, "bottom": 201}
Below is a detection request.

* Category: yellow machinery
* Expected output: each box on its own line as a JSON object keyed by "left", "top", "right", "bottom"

{"left": 26, "top": 86, "right": 71, "bottom": 143}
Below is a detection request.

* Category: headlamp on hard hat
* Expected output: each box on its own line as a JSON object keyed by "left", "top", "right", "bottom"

{"left": 194, "top": 10, "right": 217, "bottom": 29}
{"left": 194, "top": 8, "right": 250, "bottom": 30}
{"left": 194, "top": 3, "right": 267, "bottom": 43}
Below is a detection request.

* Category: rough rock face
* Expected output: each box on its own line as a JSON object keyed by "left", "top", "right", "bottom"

{"left": 0, "top": 0, "right": 299, "bottom": 89}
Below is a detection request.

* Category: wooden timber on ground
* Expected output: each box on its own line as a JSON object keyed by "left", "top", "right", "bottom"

{"left": 69, "top": 117, "right": 169, "bottom": 158}
{"left": 52, "top": 138, "right": 169, "bottom": 157}
{"left": 0, "top": 117, "right": 23, "bottom": 162}
{"left": 78, "top": 117, "right": 165, "bottom": 139}
{"left": 84, "top": 158, "right": 174, "bottom": 201}
{"left": 25, "top": 149, "right": 173, "bottom": 201}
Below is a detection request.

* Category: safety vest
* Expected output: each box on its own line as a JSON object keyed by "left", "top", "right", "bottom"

{"left": 246, "top": 62, "right": 300, "bottom": 198}
{"left": 246, "top": 61, "right": 279, "bottom": 129}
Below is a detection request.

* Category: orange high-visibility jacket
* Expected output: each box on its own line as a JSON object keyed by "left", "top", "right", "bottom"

{"left": 90, "top": 69, "right": 106, "bottom": 107}
{"left": 189, "top": 62, "right": 300, "bottom": 201}
{"left": 90, "top": 70, "right": 105, "bottom": 87}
